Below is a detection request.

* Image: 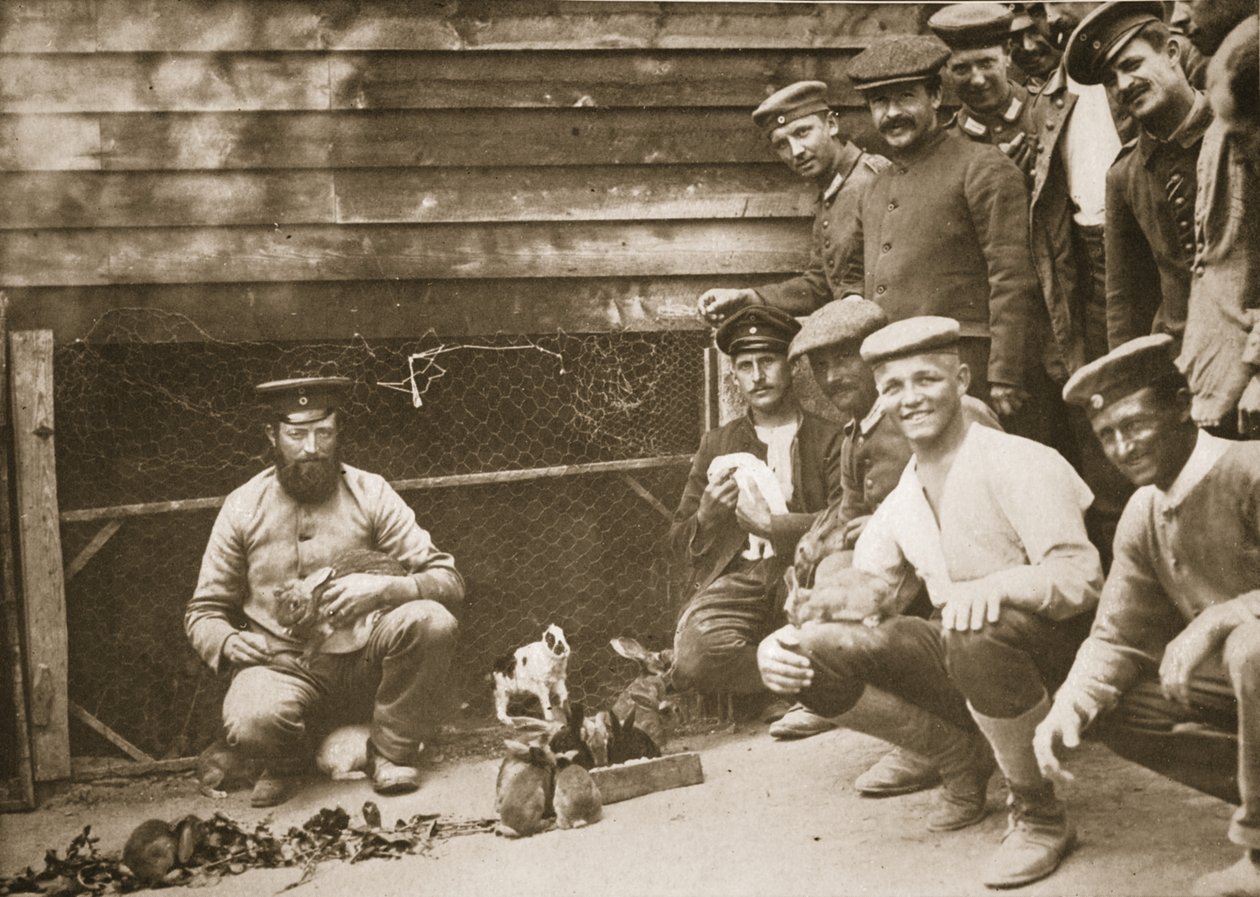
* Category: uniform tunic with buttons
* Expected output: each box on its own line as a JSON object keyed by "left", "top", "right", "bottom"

{"left": 1104, "top": 92, "right": 1212, "bottom": 350}
{"left": 186, "top": 463, "right": 464, "bottom": 673}
{"left": 755, "top": 141, "right": 890, "bottom": 315}
{"left": 839, "top": 128, "right": 1039, "bottom": 388}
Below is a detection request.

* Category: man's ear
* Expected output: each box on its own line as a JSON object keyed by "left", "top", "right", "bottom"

{"left": 1175, "top": 386, "right": 1194, "bottom": 423}
{"left": 929, "top": 85, "right": 944, "bottom": 110}
{"left": 826, "top": 113, "right": 841, "bottom": 139}
{"left": 1167, "top": 33, "right": 1184, "bottom": 66}
{"left": 265, "top": 423, "right": 277, "bottom": 448}
{"left": 956, "top": 362, "right": 972, "bottom": 396}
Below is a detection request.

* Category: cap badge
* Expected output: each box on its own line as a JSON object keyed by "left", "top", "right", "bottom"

{"left": 749, "top": 326, "right": 758, "bottom": 334}
{"left": 1089, "top": 394, "right": 1104, "bottom": 411}
{"left": 777, "top": 115, "right": 786, "bottom": 124}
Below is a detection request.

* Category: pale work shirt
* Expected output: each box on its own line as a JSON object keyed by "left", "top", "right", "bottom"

{"left": 853, "top": 423, "right": 1101, "bottom": 620}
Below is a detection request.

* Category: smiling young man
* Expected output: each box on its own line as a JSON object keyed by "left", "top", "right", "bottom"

{"left": 186, "top": 377, "right": 463, "bottom": 806}
{"left": 837, "top": 35, "right": 1042, "bottom": 425}
{"left": 1066, "top": 2, "right": 1210, "bottom": 352}
{"left": 1038, "top": 335, "right": 1260, "bottom": 897}
{"left": 696, "top": 81, "right": 888, "bottom": 324}
{"left": 671, "top": 306, "right": 843, "bottom": 711}
{"left": 758, "top": 316, "right": 1101, "bottom": 889}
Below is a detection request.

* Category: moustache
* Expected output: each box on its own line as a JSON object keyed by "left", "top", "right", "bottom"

{"left": 1120, "top": 84, "right": 1149, "bottom": 106}
{"left": 879, "top": 116, "right": 915, "bottom": 134}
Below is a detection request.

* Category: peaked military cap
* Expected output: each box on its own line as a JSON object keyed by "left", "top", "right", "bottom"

{"left": 847, "top": 35, "right": 952, "bottom": 92}
{"left": 929, "top": 3, "right": 1016, "bottom": 50}
{"left": 1064, "top": 1, "right": 1165, "bottom": 85}
{"left": 860, "top": 316, "right": 961, "bottom": 366}
{"left": 1062, "top": 334, "right": 1180, "bottom": 413}
{"left": 715, "top": 305, "right": 802, "bottom": 357}
{"left": 1003, "top": 3, "right": 1036, "bottom": 34}
{"left": 256, "top": 376, "right": 352, "bottom": 424}
{"left": 752, "top": 81, "right": 832, "bottom": 135}
{"left": 789, "top": 297, "right": 889, "bottom": 362}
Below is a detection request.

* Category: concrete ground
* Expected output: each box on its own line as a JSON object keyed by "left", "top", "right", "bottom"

{"left": 0, "top": 724, "right": 1240, "bottom": 897}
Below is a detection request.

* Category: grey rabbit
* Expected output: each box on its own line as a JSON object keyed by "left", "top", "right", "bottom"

{"left": 607, "top": 706, "right": 661, "bottom": 765}
{"left": 610, "top": 636, "right": 678, "bottom": 747}
{"left": 553, "top": 751, "right": 603, "bottom": 829}
{"left": 786, "top": 554, "right": 894, "bottom": 629}
{"left": 196, "top": 737, "right": 260, "bottom": 798}
{"left": 495, "top": 716, "right": 562, "bottom": 838}
{"left": 122, "top": 815, "right": 203, "bottom": 886}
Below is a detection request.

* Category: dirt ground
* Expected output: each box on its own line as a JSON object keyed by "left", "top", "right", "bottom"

{"left": 0, "top": 722, "right": 1239, "bottom": 897}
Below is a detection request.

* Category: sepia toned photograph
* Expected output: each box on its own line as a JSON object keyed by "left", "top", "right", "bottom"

{"left": 1, "top": 0, "right": 1258, "bottom": 894}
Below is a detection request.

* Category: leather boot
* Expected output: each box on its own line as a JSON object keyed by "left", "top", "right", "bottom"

{"left": 853, "top": 747, "right": 941, "bottom": 797}
{"left": 982, "top": 783, "right": 1075, "bottom": 889}
{"left": 836, "top": 686, "right": 993, "bottom": 831}
{"left": 971, "top": 697, "right": 1075, "bottom": 888}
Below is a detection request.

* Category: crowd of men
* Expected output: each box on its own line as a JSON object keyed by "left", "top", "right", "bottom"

{"left": 177, "top": 1, "right": 1257, "bottom": 894}
{"left": 680, "top": 1, "right": 1260, "bottom": 893}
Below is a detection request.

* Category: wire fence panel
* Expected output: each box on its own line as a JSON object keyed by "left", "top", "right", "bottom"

{"left": 55, "top": 311, "right": 705, "bottom": 761}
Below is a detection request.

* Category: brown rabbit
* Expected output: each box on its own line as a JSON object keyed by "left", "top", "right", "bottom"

{"left": 609, "top": 636, "right": 678, "bottom": 748}
{"left": 495, "top": 717, "right": 562, "bottom": 838}
{"left": 788, "top": 556, "right": 893, "bottom": 628}
{"left": 553, "top": 752, "right": 602, "bottom": 829}
{"left": 122, "top": 815, "right": 203, "bottom": 886}
{"left": 273, "top": 548, "right": 407, "bottom": 658}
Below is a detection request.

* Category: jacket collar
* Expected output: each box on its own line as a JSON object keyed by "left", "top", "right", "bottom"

{"left": 822, "top": 141, "right": 865, "bottom": 201}
{"left": 955, "top": 82, "right": 1027, "bottom": 139}
{"left": 1137, "top": 90, "right": 1212, "bottom": 166}
{"left": 894, "top": 127, "right": 949, "bottom": 168}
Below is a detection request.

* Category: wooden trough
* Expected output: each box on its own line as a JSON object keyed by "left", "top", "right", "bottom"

{"left": 589, "top": 752, "right": 704, "bottom": 805}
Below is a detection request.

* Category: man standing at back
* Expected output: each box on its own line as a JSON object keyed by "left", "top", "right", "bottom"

{"left": 1065, "top": 1, "right": 1210, "bottom": 351}
{"left": 839, "top": 35, "right": 1041, "bottom": 421}
{"left": 697, "top": 81, "right": 888, "bottom": 324}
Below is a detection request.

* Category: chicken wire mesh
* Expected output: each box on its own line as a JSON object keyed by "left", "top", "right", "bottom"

{"left": 54, "top": 310, "right": 706, "bottom": 761}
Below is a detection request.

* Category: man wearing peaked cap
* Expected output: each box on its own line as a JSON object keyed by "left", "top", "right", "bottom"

{"left": 1042, "top": 334, "right": 1260, "bottom": 896}
{"left": 930, "top": 4, "right": 1040, "bottom": 179}
{"left": 696, "top": 81, "right": 889, "bottom": 325}
{"left": 837, "top": 33, "right": 1042, "bottom": 429}
{"left": 186, "top": 375, "right": 464, "bottom": 806}
{"left": 768, "top": 300, "right": 999, "bottom": 778}
{"left": 1069, "top": 0, "right": 1211, "bottom": 356}
{"left": 762, "top": 315, "right": 1102, "bottom": 888}
{"left": 671, "top": 305, "right": 843, "bottom": 718}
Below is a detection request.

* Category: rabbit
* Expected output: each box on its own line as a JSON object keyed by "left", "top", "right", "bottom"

{"left": 549, "top": 702, "right": 595, "bottom": 770}
{"left": 553, "top": 751, "right": 603, "bottom": 829}
{"left": 606, "top": 706, "right": 661, "bottom": 765}
{"left": 581, "top": 711, "right": 612, "bottom": 768}
{"left": 122, "top": 815, "right": 203, "bottom": 887}
{"left": 787, "top": 555, "right": 894, "bottom": 629}
{"left": 495, "top": 716, "right": 562, "bottom": 838}
{"left": 610, "top": 636, "right": 678, "bottom": 747}
{"left": 196, "top": 737, "right": 260, "bottom": 798}
{"left": 793, "top": 508, "right": 851, "bottom": 591}
{"left": 315, "top": 723, "right": 371, "bottom": 780}
{"left": 273, "top": 549, "right": 407, "bottom": 659}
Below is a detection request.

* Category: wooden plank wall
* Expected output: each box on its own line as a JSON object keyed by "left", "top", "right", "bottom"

{"left": 0, "top": 1, "right": 929, "bottom": 342}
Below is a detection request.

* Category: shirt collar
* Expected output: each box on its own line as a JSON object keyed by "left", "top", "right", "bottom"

{"left": 858, "top": 400, "right": 886, "bottom": 436}
{"left": 956, "top": 82, "right": 1026, "bottom": 138}
{"left": 1160, "top": 429, "right": 1231, "bottom": 509}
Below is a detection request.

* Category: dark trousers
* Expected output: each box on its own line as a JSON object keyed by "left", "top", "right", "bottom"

{"left": 1091, "top": 621, "right": 1260, "bottom": 849}
{"left": 796, "top": 607, "right": 1087, "bottom": 724}
{"left": 673, "top": 557, "right": 781, "bottom": 694}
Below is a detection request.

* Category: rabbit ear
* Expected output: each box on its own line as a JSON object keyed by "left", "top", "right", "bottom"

{"left": 610, "top": 637, "right": 648, "bottom": 664}
{"left": 623, "top": 705, "right": 637, "bottom": 729}
{"left": 174, "top": 816, "right": 202, "bottom": 865}
{"left": 503, "top": 739, "right": 531, "bottom": 757}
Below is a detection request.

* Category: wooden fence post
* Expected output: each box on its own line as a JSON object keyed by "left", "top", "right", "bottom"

{"left": 10, "top": 329, "right": 70, "bottom": 782}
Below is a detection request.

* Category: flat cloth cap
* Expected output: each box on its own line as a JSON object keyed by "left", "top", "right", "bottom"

{"left": 860, "top": 316, "right": 961, "bottom": 366}
{"left": 1062, "top": 334, "right": 1179, "bottom": 413}
{"left": 847, "top": 35, "right": 951, "bottom": 92}
{"left": 789, "top": 297, "right": 889, "bottom": 361}
{"left": 753, "top": 81, "right": 832, "bottom": 135}
{"left": 256, "top": 376, "right": 352, "bottom": 424}
{"left": 1064, "top": 1, "right": 1165, "bottom": 85}
{"left": 929, "top": 4, "right": 1016, "bottom": 50}
{"left": 715, "top": 305, "right": 802, "bottom": 356}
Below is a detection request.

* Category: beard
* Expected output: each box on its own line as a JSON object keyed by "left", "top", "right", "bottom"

{"left": 274, "top": 447, "right": 341, "bottom": 504}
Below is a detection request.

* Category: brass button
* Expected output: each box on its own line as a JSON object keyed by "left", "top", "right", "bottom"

{"left": 822, "top": 220, "right": 830, "bottom": 229}
{"left": 888, "top": 202, "right": 897, "bottom": 211}
{"left": 881, "top": 243, "right": 891, "bottom": 253}
{"left": 876, "top": 285, "right": 886, "bottom": 295}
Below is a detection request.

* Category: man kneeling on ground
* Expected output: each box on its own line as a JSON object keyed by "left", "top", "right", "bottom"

{"left": 758, "top": 316, "right": 1102, "bottom": 889}
{"left": 671, "top": 306, "right": 843, "bottom": 720}
{"left": 1037, "top": 335, "right": 1260, "bottom": 897}
{"left": 770, "top": 299, "right": 999, "bottom": 803}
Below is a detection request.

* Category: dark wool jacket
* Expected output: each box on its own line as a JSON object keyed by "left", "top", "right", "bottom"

{"left": 670, "top": 410, "right": 844, "bottom": 600}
